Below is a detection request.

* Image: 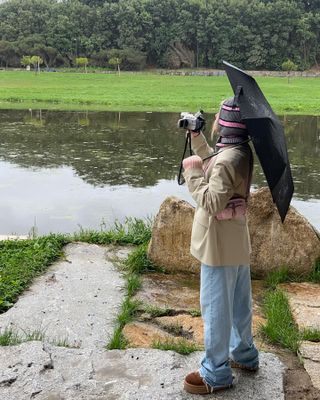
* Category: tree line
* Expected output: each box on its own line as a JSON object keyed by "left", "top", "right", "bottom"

{"left": 0, "top": 0, "right": 319, "bottom": 71}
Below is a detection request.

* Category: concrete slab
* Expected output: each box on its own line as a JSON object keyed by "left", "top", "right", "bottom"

{"left": 0, "top": 342, "right": 285, "bottom": 400}
{"left": 0, "top": 243, "right": 127, "bottom": 349}
{"left": 299, "top": 341, "right": 320, "bottom": 391}
{"left": 279, "top": 282, "right": 320, "bottom": 330}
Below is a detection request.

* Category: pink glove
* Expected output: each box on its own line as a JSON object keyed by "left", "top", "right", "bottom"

{"left": 183, "top": 155, "right": 203, "bottom": 170}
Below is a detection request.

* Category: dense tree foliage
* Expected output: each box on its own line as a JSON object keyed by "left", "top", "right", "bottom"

{"left": 0, "top": 0, "right": 319, "bottom": 70}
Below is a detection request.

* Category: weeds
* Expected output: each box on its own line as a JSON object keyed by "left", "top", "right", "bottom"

{"left": 141, "top": 304, "right": 172, "bottom": 318}
{"left": 0, "top": 235, "right": 67, "bottom": 313}
{"left": 301, "top": 328, "right": 320, "bottom": 342}
{"left": 106, "top": 297, "right": 141, "bottom": 350}
{"left": 0, "top": 328, "right": 21, "bottom": 346}
{"left": 152, "top": 338, "right": 200, "bottom": 355}
{"left": 189, "top": 309, "right": 202, "bottom": 317}
{"left": 125, "top": 242, "right": 156, "bottom": 274}
{"left": 126, "top": 273, "right": 142, "bottom": 297}
{"left": 261, "top": 289, "right": 300, "bottom": 352}
{"left": 265, "top": 267, "right": 292, "bottom": 289}
{"left": 0, "top": 327, "right": 76, "bottom": 348}
{"left": 72, "top": 217, "right": 152, "bottom": 246}
{"left": 308, "top": 259, "right": 320, "bottom": 283}
{"left": 107, "top": 326, "right": 128, "bottom": 350}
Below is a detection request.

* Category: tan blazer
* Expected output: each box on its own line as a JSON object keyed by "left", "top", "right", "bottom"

{"left": 183, "top": 133, "right": 252, "bottom": 267}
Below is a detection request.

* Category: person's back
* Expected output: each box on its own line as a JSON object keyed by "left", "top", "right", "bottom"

{"left": 182, "top": 98, "right": 259, "bottom": 395}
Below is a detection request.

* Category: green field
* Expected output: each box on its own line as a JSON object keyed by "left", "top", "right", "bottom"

{"left": 0, "top": 71, "right": 319, "bottom": 114}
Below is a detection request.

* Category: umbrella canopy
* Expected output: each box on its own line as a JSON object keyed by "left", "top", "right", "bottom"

{"left": 223, "top": 61, "right": 294, "bottom": 222}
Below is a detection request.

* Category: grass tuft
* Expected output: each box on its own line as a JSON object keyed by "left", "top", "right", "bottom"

{"left": 141, "top": 304, "right": 172, "bottom": 318}
{"left": 265, "top": 267, "right": 292, "bottom": 289}
{"left": 301, "top": 328, "right": 320, "bottom": 342}
{"left": 152, "top": 338, "right": 200, "bottom": 355}
{"left": 126, "top": 273, "right": 142, "bottom": 297}
{"left": 106, "top": 297, "right": 141, "bottom": 350}
{"left": 0, "top": 234, "right": 67, "bottom": 313}
{"left": 106, "top": 326, "right": 128, "bottom": 350}
{"left": 72, "top": 217, "right": 152, "bottom": 246}
{"left": 308, "top": 259, "right": 320, "bottom": 283}
{"left": 125, "top": 242, "right": 156, "bottom": 274}
{"left": 189, "top": 309, "right": 202, "bottom": 317}
{"left": 261, "top": 289, "right": 300, "bottom": 352}
{"left": 0, "top": 328, "right": 21, "bottom": 346}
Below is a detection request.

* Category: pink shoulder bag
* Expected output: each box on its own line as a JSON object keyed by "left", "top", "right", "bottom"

{"left": 204, "top": 149, "right": 253, "bottom": 221}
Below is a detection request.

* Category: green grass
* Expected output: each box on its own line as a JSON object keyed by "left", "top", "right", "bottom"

{"left": 262, "top": 287, "right": 320, "bottom": 352}
{"left": 262, "top": 289, "right": 300, "bottom": 352}
{"left": 0, "top": 328, "right": 21, "bottom": 346}
{"left": 152, "top": 338, "right": 200, "bottom": 355}
{"left": 0, "top": 235, "right": 67, "bottom": 312}
{"left": 265, "top": 267, "right": 293, "bottom": 290}
{"left": 265, "top": 260, "right": 320, "bottom": 290}
{"left": 0, "top": 218, "right": 152, "bottom": 315}
{"left": 301, "top": 328, "right": 320, "bottom": 342}
{"left": 0, "top": 327, "right": 76, "bottom": 347}
{"left": 0, "top": 71, "right": 319, "bottom": 114}
{"left": 140, "top": 304, "right": 173, "bottom": 318}
{"left": 107, "top": 297, "right": 141, "bottom": 350}
{"left": 72, "top": 217, "right": 152, "bottom": 246}
{"left": 125, "top": 242, "right": 157, "bottom": 274}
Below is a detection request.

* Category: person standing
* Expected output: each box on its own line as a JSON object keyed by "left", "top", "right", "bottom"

{"left": 182, "top": 98, "right": 259, "bottom": 395}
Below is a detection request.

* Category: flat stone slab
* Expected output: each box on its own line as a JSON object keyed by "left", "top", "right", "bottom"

{"left": 0, "top": 342, "right": 285, "bottom": 400}
{"left": 279, "top": 282, "right": 320, "bottom": 330}
{"left": 0, "top": 243, "right": 127, "bottom": 349}
{"left": 135, "top": 272, "right": 200, "bottom": 312}
{"left": 299, "top": 341, "right": 320, "bottom": 391}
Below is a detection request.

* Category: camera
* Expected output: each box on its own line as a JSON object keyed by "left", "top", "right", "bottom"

{"left": 177, "top": 110, "right": 205, "bottom": 132}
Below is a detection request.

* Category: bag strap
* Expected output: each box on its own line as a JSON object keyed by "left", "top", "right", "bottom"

{"left": 177, "top": 131, "right": 193, "bottom": 185}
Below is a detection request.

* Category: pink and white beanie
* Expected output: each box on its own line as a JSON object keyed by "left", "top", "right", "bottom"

{"left": 217, "top": 97, "right": 248, "bottom": 146}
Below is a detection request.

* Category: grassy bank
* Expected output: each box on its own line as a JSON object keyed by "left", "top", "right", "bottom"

{"left": 0, "top": 71, "right": 319, "bottom": 114}
{"left": 0, "top": 218, "right": 151, "bottom": 314}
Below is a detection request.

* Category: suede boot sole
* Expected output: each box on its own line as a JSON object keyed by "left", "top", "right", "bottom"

{"left": 230, "top": 359, "right": 259, "bottom": 372}
{"left": 183, "top": 380, "right": 232, "bottom": 395}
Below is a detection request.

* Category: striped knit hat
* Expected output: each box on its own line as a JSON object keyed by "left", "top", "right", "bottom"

{"left": 217, "top": 97, "right": 248, "bottom": 145}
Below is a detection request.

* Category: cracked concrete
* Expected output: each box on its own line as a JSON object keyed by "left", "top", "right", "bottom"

{"left": 0, "top": 342, "right": 285, "bottom": 400}
{"left": 0, "top": 243, "right": 127, "bottom": 349}
{"left": 0, "top": 243, "right": 287, "bottom": 399}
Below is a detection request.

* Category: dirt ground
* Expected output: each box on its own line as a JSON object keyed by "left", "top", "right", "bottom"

{"left": 258, "top": 341, "right": 320, "bottom": 400}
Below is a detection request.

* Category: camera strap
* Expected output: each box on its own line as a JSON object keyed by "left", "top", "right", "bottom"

{"left": 177, "top": 131, "right": 193, "bottom": 185}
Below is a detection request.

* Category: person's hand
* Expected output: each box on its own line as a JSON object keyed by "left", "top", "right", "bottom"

{"left": 183, "top": 155, "right": 203, "bottom": 170}
{"left": 190, "top": 130, "right": 201, "bottom": 137}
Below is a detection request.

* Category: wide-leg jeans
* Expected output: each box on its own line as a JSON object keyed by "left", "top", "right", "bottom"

{"left": 199, "top": 264, "right": 259, "bottom": 387}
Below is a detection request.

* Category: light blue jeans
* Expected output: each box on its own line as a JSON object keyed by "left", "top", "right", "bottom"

{"left": 199, "top": 264, "right": 259, "bottom": 388}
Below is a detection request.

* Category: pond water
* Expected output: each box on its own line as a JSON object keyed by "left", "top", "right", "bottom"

{"left": 0, "top": 110, "right": 319, "bottom": 235}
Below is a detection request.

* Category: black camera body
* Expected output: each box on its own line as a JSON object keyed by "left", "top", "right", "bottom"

{"left": 177, "top": 110, "right": 205, "bottom": 132}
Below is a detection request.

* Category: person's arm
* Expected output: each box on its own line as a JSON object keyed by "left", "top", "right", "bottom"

{"left": 183, "top": 157, "right": 236, "bottom": 216}
{"left": 190, "top": 131, "right": 214, "bottom": 160}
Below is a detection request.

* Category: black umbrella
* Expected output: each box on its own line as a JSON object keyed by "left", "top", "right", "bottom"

{"left": 223, "top": 60, "right": 294, "bottom": 222}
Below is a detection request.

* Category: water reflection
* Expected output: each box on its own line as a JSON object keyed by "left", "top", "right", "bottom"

{"left": 0, "top": 110, "right": 318, "bottom": 234}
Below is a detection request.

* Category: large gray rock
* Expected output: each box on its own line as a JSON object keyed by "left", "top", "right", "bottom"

{"left": 0, "top": 342, "right": 285, "bottom": 400}
{"left": 148, "top": 196, "right": 200, "bottom": 274}
{"left": 247, "top": 187, "right": 320, "bottom": 277}
{"left": 148, "top": 191, "right": 320, "bottom": 277}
